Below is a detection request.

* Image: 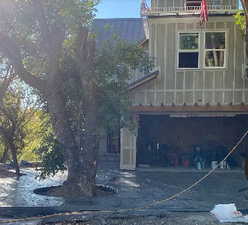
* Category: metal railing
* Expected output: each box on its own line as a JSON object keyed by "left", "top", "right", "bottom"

{"left": 142, "top": 0, "right": 238, "bottom": 16}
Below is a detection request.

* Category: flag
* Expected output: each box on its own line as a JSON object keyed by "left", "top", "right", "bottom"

{"left": 140, "top": 0, "right": 148, "bottom": 17}
{"left": 200, "top": 0, "right": 208, "bottom": 24}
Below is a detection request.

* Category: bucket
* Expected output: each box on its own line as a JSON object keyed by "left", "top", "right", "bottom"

{"left": 196, "top": 162, "right": 202, "bottom": 170}
{"left": 219, "top": 161, "right": 227, "bottom": 169}
{"left": 211, "top": 161, "right": 218, "bottom": 169}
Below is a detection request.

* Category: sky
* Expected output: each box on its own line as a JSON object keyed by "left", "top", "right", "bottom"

{"left": 96, "top": 0, "right": 143, "bottom": 18}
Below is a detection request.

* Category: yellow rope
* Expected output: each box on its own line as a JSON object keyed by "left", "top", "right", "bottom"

{"left": 1, "top": 130, "right": 248, "bottom": 224}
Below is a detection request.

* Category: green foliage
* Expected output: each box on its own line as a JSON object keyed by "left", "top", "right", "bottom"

{"left": 234, "top": 11, "right": 246, "bottom": 36}
{"left": 36, "top": 133, "right": 66, "bottom": 179}
{"left": 20, "top": 111, "right": 51, "bottom": 162}
{"left": 95, "top": 40, "right": 154, "bottom": 132}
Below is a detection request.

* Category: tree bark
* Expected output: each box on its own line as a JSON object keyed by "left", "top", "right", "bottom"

{"left": 0, "top": 146, "right": 8, "bottom": 163}
{"left": 9, "top": 143, "right": 20, "bottom": 177}
{"left": 45, "top": 83, "right": 99, "bottom": 197}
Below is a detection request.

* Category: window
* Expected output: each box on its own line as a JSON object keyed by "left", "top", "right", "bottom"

{"left": 185, "top": 0, "right": 201, "bottom": 9}
{"left": 178, "top": 33, "right": 199, "bottom": 68}
{"left": 177, "top": 31, "right": 227, "bottom": 69}
{"left": 204, "top": 32, "right": 226, "bottom": 68}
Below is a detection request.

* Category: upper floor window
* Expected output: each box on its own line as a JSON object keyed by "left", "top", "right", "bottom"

{"left": 204, "top": 32, "right": 226, "bottom": 68}
{"left": 178, "top": 33, "right": 199, "bottom": 69}
{"left": 185, "top": 0, "right": 201, "bottom": 9}
{"left": 178, "top": 31, "right": 227, "bottom": 69}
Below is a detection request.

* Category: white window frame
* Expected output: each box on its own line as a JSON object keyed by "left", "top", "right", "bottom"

{"left": 177, "top": 32, "right": 200, "bottom": 69}
{"left": 203, "top": 31, "right": 227, "bottom": 69}
{"left": 176, "top": 30, "right": 228, "bottom": 70}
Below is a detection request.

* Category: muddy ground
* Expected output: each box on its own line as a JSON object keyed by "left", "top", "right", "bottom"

{"left": 35, "top": 213, "right": 248, "bottom": 225}
{"left": 46, "top": 215, "right": 235, "bottom": 225}
{"left": 0, "top": 212, "right": 241, "bottom": 225}
{"left": 1, "top": 168, "right": 248, "bottom": 225}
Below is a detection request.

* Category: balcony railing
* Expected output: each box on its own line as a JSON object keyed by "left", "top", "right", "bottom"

{"left": 142, "top": 0, "right": 238, "bottom": 16}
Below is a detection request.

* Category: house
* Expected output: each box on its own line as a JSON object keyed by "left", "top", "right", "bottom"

{"left": 119, "top": 0, "right": 248, "bottom": 170}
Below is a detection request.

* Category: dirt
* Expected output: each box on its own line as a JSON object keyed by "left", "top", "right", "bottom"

{"left": 34, "top": 185, "right": 115, "bottom": 198}
{"left": 39, "top": 213, "right": 238, "bottom": 225}
{"left": 0, "top": 165, "right": 16, "bottom": 178}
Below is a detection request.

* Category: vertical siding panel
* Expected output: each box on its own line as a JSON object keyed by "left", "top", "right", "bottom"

{"left": 156, "top": 24, "right": 165, "bottom": 90}
{"left": 163, "top": 23, "right": 168, "bottom": 105}
{"left": 205, "top": 91, "right": 213, "bottom": 105}
{"left": 185, "top": 92, "right": 194, "bottom": 105}
{"left": 158, "top": 0, "right": 165, "bottom": 7}
{"left": 215, "top": 71, "right": 224, "bottom": 104}
{"left": 165, "top": 24, "right": 176, "bottom": 90}
{"left": 165, "top": 92, "right": 174, "bottom": 105}
{"left": 195, "top": 71, "right": 204, "bottom": 89}
{"left": 225, "top": 22, "right": 234, "bottom": 104}
{"left": 152, "top": 0, "right": 158, "bottom": 7}
{"left": 216, "top": 22, "right": 225, "bottom": 29}
{"left": 176, "top": 72, "right": 184, "bottom": 89}
{"left": 185, "top": 71, "right": 194, "bottom": 89}
{"left": 176, "top": 92, "right": 183, "bottom": 105}
{"left": 157, "top": 91, "right": 164, "bottom": 105}
{"left": 234, "top": 91, "right": 242, "bottom": 104}
{"left": 177, "top": 23, "right": 185, "bottom": 31}
{"left": 186, "top": 23, "right": 194, "bottom": 30}
{"left": 224, "top": 91, "right": 233, "bottom": 104}
{"left": 205, "top": 71, "right": 214, "bottom": 89}
{"left": 245, "top": 79, "right": 248, "bottom": 89}
{"left": 206, "top": 22, "right": 215, "bottom": 29}
{"left": 215, "top": 71, "right": 224, "bottom": 89}
{"left": 245, "top": 91, "right": 248, "bottom": 103}
{"left": 215, "top": 91, "right": 223, "bottom": 104}
{"left": 151, "top": 24, "right": 156, "bottom": 58}
{"left": 234, "top": 26, "right": 244, "bottom": 90}
{"left": 174, "top": 0, "right": 183, "bottom": 7}
{"left": 195, "top": 91, "right": 203, "bottom": 105}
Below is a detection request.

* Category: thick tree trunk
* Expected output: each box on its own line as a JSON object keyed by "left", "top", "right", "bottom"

{"left": 46, "top": 86, "right": 99, "bottom": 197}
{"left": 9, "top": 143, "right": 20, "bottom": 177}
{"left": 0, "top": 147, "right": 8, "bottom": 163}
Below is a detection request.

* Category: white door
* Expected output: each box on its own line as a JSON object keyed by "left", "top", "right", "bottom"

{"left": 120, "top": 128, "right": 137, "bottom": 170}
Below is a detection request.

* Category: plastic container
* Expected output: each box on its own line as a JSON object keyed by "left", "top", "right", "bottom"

{"left": 211, "top": 161, "right": 218, "bottom": 169}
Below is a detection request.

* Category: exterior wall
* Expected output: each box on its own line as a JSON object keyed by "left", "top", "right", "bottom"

{"left": 131, "top": 16, "right": 247, "bottom": 107}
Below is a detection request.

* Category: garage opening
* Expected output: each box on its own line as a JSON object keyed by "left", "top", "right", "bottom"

{"left": 136, "top": 114, "right": 248, "bottom": 169}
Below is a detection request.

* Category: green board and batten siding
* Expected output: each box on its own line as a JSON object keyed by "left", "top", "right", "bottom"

{"left": 131, "top": 17, "right": 247, "bottom": 107}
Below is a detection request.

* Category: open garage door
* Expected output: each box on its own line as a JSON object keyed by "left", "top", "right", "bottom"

{"left": 136, "top": 115, "right": 248, "bottom": 169}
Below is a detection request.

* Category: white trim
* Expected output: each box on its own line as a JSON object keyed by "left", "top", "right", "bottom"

{"left": 203, "top": 31, "right": 228, "bottom": 69}
{"left": 177, "top": 29, "right": 228, "bottom": 70}
{"left": 177, "top": 32, "right": 200, "bottom": 69}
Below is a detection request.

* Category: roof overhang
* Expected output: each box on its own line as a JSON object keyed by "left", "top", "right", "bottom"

{"left": 128, "top": 69, "right": 159, "bottom": 91}
{"left": 131, "top": 105, "right": 248, "bottom": 117}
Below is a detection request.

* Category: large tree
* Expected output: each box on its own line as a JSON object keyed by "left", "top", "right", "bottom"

{"left": 0, "top": 0, "right": 151, "bottom": 196}
{"left": 0, "top": 65, "right": 38, "bottom": 176}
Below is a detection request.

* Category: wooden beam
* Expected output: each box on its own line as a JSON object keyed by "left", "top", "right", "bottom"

{"left": 131, "top": 105, "right": 248, "bottom": 114}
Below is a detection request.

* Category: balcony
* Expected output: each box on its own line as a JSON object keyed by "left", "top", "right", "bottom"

{"left": 142, "top": 0, "right": 238, "bottom": 16}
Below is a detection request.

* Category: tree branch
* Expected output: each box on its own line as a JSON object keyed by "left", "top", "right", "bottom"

{"left": 0, "top": 33, "right": 46, "bottom": 91}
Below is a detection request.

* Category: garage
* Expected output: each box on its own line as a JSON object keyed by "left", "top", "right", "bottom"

{"left": 136, "top": 114, "right": 248, "bottom": 169}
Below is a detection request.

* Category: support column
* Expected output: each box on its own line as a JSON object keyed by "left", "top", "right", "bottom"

{"left": 120, "top": 115, "right": 139, "bottom": 170}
